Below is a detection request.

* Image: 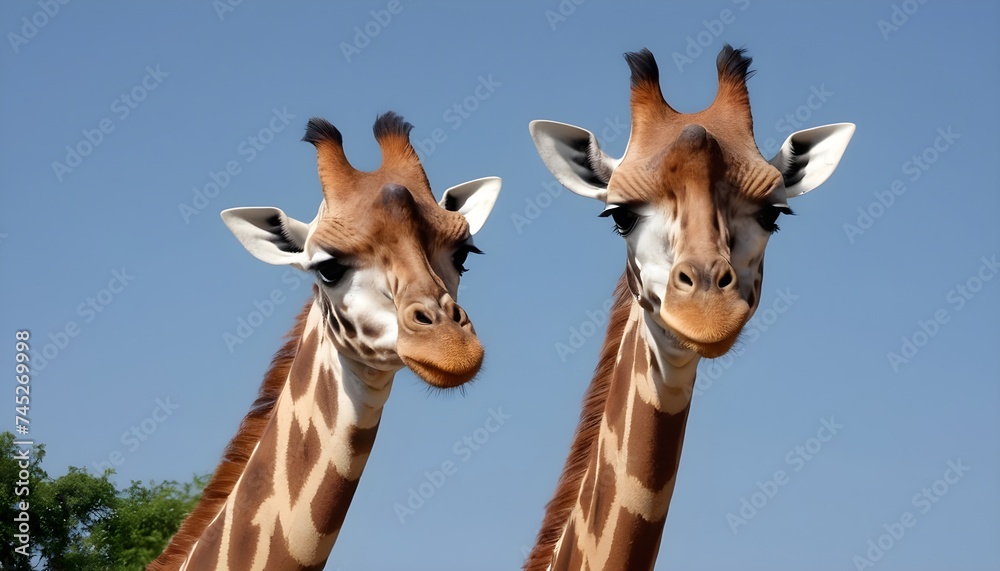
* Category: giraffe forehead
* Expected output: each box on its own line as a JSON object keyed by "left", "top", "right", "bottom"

{"left": 610, "top": 118, "right": 781, "bottom": 205}
{"left": 308, "top": 183, "right": 468, "bottom": 257}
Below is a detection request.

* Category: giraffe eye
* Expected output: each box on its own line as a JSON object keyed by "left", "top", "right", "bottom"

{"left": 452, "top": 244, "right": 483, "bottom": 276}
{"left": 756, "top": 205, "right": 793, "bottom": 234}
{"left": 601, "top": 206, "right": 639, "bottom": 237}
{"left": 314, "top": 258, "right": 349, "bottom": 285}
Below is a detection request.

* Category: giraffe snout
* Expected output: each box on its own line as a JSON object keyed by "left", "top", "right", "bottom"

{"left": 396, "top": 294, "right": 483, "bottom": 388}
{"left": 669, "top": 258, "right": 738, "bottom": 295}
{"left": 400, "top": 297, "right": 470, "bottom": 332}
{"left": 660, "top": 256, "right": 749, "bottom": 357}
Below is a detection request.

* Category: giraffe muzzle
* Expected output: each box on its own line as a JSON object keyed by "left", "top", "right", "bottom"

{"left": 396, "top": 297, "right": 484, "bottom": 388}
{"left": 660, "top": 257, "right": 749, "bottom": 357}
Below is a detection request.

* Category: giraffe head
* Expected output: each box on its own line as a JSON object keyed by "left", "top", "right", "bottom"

{"left": 222, "top": 112, "right": 500, "bottom": 387}
{"left": 530, "top": 46, "right": 853, "bottom": 358}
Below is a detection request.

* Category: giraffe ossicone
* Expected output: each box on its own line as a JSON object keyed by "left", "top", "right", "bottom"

{"left": 150, "top": 111, "right": 500, "bottom": 570}
{"left": 525, "top": 46, "right": 854, "bottom": 570}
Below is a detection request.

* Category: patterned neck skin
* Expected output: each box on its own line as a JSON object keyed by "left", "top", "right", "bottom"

{"left": 180, "top": 300, "right": 391, "bottom": 570}
{"left": 547, "top": 282, "right": 699, "bottom": 570}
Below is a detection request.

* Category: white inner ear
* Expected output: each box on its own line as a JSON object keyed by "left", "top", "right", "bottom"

{"left": 220, "top": 207, "right": 309, "bottom": 267}
{"left": 770, "top": 123, "right": 856, "bottom": 198}
{"left": 439, "top": 176, "right": 502, "bottom": 235}
{"left": 529, "top": 120, "right": 616, "bottom": 202}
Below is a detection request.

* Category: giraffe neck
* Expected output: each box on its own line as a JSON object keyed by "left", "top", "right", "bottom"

{"left": 537, "top": 281, "right": 700, "bottom": 571}
{"left": 180, "top": 300, "right": 394, "bottom": 571}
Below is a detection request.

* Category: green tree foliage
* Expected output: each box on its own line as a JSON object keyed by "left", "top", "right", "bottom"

{"left": 91, "top": 476, "right": 207, "bottom": 569}
{"left": 1, "top": 432, "right": 207, "bottom": 570}
{"left": 33, "top": 466, "right": 118, "bottom": 570}
{"left": 1, "top": 431, "right": 48, "bottom": 570}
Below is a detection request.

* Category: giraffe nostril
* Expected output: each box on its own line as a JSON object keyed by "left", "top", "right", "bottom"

{"left": 678, "top": 271, "right": 693, "bottom": 287}
{"left": 414, "top": 309, "right": 433, "bottom": 325}
{"left": 718, "top": 270, "right": 733, "bottom": 289}
{"left": 451, "top": 306, "right": 463, "bottom": 323}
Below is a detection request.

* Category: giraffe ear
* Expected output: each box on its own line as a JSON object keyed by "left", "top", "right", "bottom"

{"left": 529, "top": 120, "right": 618, "bottom": 202}
{"left": 439, "top": 176, "right": 502, "bottom": 235}
{"left": 220, "top": 207, "right": 310, "bottom": 267}
{"left": 769, "top": 123, "right": 856, "bottom": 198}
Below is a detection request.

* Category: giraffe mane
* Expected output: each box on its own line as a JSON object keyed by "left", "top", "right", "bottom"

{"left": 524, "top": 274, "right": 633, "bottom": 571}
{"left": 148, "top": 296, "right": 312, "bottom": 570}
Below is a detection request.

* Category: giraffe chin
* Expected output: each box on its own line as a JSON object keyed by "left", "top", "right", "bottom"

{"left": 670, "top": 332, "right": 739, "bottom": 359}
{"left": 397, "top": 337, "right": 484, "bottom": 389}
{"left": 660, "top": 303, "right": 749, "bottom": 359}
{"left": 401, "top": 355, "right": 483, "bottom": 389}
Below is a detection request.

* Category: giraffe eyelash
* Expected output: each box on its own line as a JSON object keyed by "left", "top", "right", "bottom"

{"left": 452, "top": 244, "right": 483, "bottom": 276}
{"left": 600, "top": 206, "right": 640, "bottom": 237}
{"left": 314, "top": 258, "right": 350, "bottom": 285}
{"left": 756, "top": 205, "right": 794, "bottom": 234}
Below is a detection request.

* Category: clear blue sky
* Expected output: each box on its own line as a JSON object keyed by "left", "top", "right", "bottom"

{"left": 2, "top": 2, "right": 998, "bottom": 570}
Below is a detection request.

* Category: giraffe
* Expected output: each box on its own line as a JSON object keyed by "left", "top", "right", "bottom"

{"left": 523, "top": 46, "right": 855, "bottom": 570}
{"left": 148, "top": 112, "right": 500, "bottom": 571}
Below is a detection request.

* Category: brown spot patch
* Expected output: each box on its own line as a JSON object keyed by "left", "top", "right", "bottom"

{"left": 359, "top": 319, "right": 384, "bottom": 340}
{"left": 334, "top": 306, "right": 357, "bottom": 338}
{"left": 313, "top": 365, "right": 338, "bottom": 429}
{"left": 328, "top": 314, "right": 343, "bottom": 336}
{"left": 224, "top": 415, "right": 278, "bottom": 563}
{"left": 577, "top": 463, "right": 596, "bottom": 523}
{"left": 184, "top": 511, "right": 224, "bottom": 569}
{"left": 290, "top": 332, "right": 318, "bottom": 401}
{"left": 311, "top": 466, "right": 361, "bottom": 536}
{"left": 625, "top": 399, "right": 690, "bottom": 493}
{"left": 551, "top": 519, "right": 586, "bottom": 571}
{"left": 603, "top": 323, "right": 639, "bottom": 450}
{"left": 227, "top": 510, "right": 260, "bottom": 569}
{"left": 588, "top": 458, "right": 617, "bottom": 542}
{"left": 287, "top": 418, "right": 322, "bottom": 505}
{"left": 604, "top": 508, "right": 665, "bottom": 571}
{"left": 349, "top": 423, "right": 380, "bottom": 458}
{"left": 261, "top": 519, "right": 302, "bottom": 569}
